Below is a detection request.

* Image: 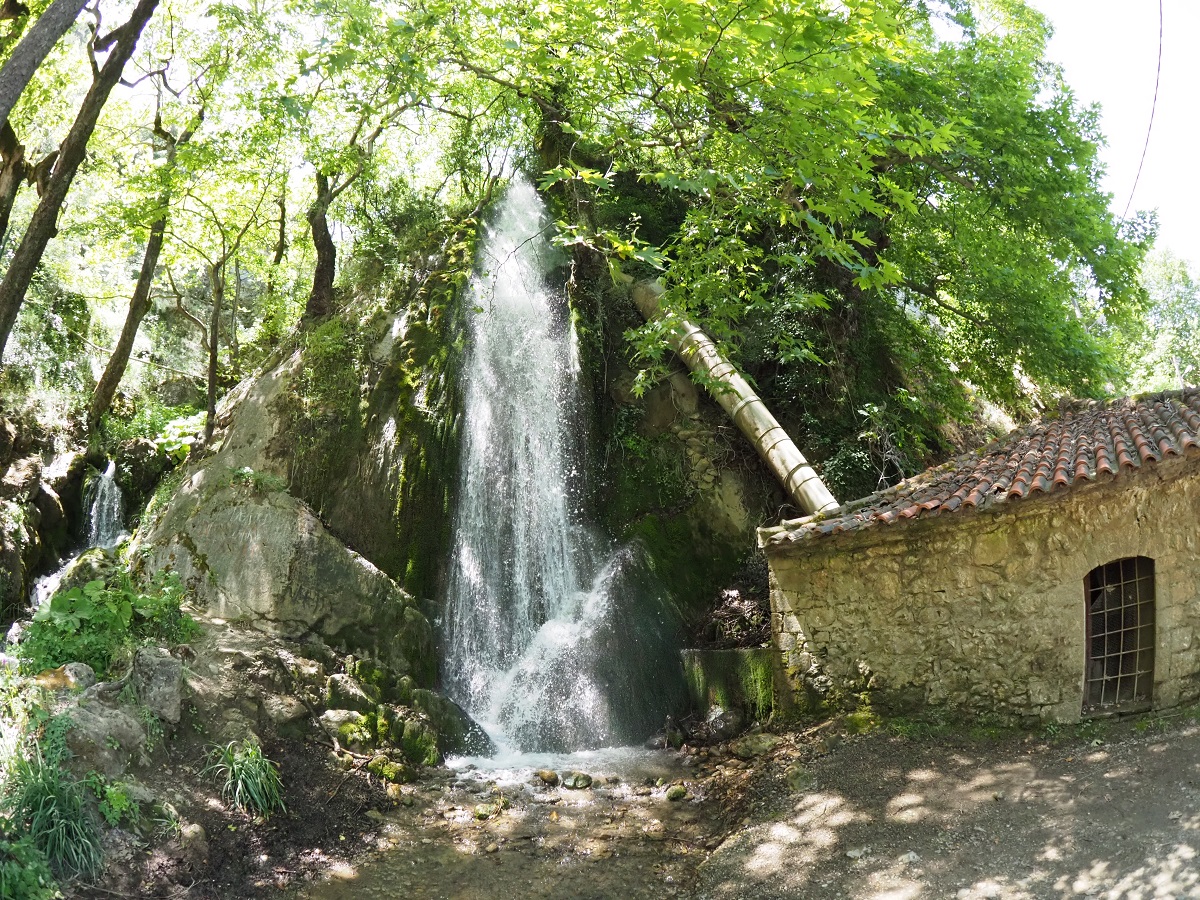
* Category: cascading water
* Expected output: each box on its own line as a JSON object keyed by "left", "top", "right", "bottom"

{"left": 28, "top": 461, "right": 128, "bottom": 610}
{"left": 86, "top": 461, "right": 128, "bottom": 550}
{"left": 443, "top": 177, "right": 684, "bottom": 754}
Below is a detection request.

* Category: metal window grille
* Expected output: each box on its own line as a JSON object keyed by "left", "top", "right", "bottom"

{"left": 1083, "top": 556, "right": 1155, "bottom": 715}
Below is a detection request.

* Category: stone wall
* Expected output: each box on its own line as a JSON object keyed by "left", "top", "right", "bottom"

{"left": 763, "top": 454, "right": 1200, "bottom": 723}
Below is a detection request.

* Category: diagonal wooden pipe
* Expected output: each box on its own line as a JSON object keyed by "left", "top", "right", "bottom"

{"left": 632, "top": 279, "right": 840, "bottom": 516}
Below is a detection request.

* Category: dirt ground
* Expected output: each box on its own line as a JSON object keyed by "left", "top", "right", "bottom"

{"left": 70, "top": 711, "right": 1200, "bottom": 899}
{"left": 698, "top": 714, "right": 1200, "bottom": 900}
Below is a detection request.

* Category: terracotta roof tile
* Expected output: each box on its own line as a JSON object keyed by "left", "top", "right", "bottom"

{"left": 766, "top": 388, "right": 1200, "bottom": 545}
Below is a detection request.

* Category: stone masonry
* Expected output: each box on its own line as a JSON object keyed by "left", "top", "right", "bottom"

{"left": 762, "top": 453, "right": 1200, "bottom": 723}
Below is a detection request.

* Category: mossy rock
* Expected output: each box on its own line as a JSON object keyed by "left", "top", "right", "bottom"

{"left": 401, "top": 719, "right": 439, "bottom": 767}
{"left": 336, "top": 713, "right": 378, "bottom": 751}
{"left": 325, "top": 674, "right": 381, "bottom": 713}
{"left": 411, "top": 689, "right": 495, "bottom": 757}
{"left": 367, "top": 754, "right": 414, "bottom": 784}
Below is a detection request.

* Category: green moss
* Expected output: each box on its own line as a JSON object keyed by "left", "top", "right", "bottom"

{"left": 400, "top": 719, "right": 439, "bottom": 767}
{"left": 337, "top": 713, "right": 377, "bottom": 750}
{"left": 366, "top": 754, "right": 414, "bottom": 784}
{"left": 683, "top": 649, "right": 778, "bottom": 722}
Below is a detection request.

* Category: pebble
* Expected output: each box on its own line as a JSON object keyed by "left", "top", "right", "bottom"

{"left": 485, "top": 843, "right": 499, "bottom": 853}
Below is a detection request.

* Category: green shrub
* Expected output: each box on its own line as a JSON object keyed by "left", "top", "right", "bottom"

{"left": 4, "top": 747, "right": 102, "bottom": 878}
{"left": 203, "top": 740, "right": 285, "bottom": 818}
{"left": 83, "top": 774, "right": 140, "bottom": 829}
{"left": 102, "top": 401, "right": 200, "bottom": 453}
{"left": 0, "top": 816, "right": 60, "bottom": 900}
{"left": 16, "top": 571, "right": 198, "bottom": 678}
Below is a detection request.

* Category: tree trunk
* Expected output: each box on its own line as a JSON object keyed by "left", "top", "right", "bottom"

{"left": 229, "top": 257, "right": 239, "bottom": 377}
{"left": 632, "top": 279, "right": 840, "bottom": 516}
{"left": 88, "top": 213, "right": 166, "bottom": 430}
{"left": 0, "top": 0, "right": 89, "bottom": 132}
{"left": 0, "top": 121, "right": 25, "bottom": 247}
{"left": 0, "top": 0, "right": 159, "bottom": 365}
{"left": 266, "top": 193, "right": 286, "bottom": 296}
{"left": 204, "top": 262, "right": 223, "bottom": 444}
{"left": 304, "top": 171, "right": 335, "bottom": 320}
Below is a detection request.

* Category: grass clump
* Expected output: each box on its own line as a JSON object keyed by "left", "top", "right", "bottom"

{"left": 16, "top": 570, "right": 198, "bottom": 678}
{"left": 203, "top": 740, "right": 285, "bottom": 818}
{"left": 3, "top": 746, "right": 102, "bottom": 878}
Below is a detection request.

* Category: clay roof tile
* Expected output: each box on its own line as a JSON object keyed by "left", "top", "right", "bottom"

{"left": 777, "top": 387, "right": 1200, "bottom": 543}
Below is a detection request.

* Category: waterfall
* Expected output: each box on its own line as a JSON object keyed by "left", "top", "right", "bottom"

{"left": 442, "top": 177, "right": 684, "bottom": 754}
{"left": 86, "top": 461, "right": 128, "bottom": 550}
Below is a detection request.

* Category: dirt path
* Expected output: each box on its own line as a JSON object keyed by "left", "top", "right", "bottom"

{"left": 696, "top": 717, "right": 1200, "bottom": 899}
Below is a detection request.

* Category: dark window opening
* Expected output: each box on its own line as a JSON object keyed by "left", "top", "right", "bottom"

{"left": 1084, "top": 556, "right": 1155, "bottom": 715}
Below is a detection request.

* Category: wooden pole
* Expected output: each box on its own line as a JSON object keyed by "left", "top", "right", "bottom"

{"left": 632, "top": 279, "right": 839, "bottom": 516}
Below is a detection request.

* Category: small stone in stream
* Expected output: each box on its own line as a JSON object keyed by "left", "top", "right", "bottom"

{"left": 485, "top": 843, "right": 499, "bottom": 853}
{"left": 666, "top": 785, "right": 688, "bottom": 801}
{"left": 365, "top": 809, "right": 385, "bottom": 822}
{"left": 537, "top": 769, "right": 560, "bottom": 787}
{"left": 561, "top": 771, "right": 592, "bottom": 790}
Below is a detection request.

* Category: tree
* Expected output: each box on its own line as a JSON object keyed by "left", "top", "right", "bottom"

{"left": 1122, "top": 251, "right": 1200, "bottom": 392}
{"left": 0, "top": 0, "right": 160, "bottom": 365}
{"left": 88, "top": 94, "right": 204, "bottom": 432}
{"left": 0, "top": 0, "right": 88, "bottom": 132}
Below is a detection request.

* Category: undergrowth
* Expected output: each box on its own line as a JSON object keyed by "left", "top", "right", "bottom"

{"left": 4, "top": 745, "right": 102, "bottom": 879}
{"left": 15, "top": 570, "right": 198, "bottom": 678}
{"left": 0, "top": 815, "right": 60, "bottom": 900}
{"left": 203, "top": 740, "right": 285, "bottom": 818}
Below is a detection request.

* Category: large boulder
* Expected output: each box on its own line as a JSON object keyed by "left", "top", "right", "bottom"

{"left": 65, "top": 701, "right": 148, "bottom": 778}
{"left": 137, "top": 473, "right": 434, "bottom": 680}
{"left": 131, "top": 647, "right": 183, "bottom": 725}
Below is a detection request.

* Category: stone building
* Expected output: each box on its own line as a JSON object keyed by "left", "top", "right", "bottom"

{"left": 758, "top": 390, "right": 1200, "bottom": 723}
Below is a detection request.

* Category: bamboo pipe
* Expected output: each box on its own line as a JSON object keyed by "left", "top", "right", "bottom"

{"left": 631, "top": 279, "right": 840, "bottom": 516}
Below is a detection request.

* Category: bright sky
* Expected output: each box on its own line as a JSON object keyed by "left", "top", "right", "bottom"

{"left": 1027, "top": 1, "right": 1200, "bottom": 270}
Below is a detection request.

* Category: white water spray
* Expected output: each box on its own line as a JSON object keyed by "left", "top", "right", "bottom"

{"left": 442, "top": 177, "right": 683, "bottom": 753}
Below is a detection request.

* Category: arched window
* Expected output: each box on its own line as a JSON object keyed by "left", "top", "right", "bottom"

{"left": 1084, "top": 557, "right": 1155, "bottom": 714}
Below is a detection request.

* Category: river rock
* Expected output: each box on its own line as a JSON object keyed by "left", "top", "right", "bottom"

{"left": 666, "top": 784, "right": 688, "bottom": 801}
{"left": 536, "top": 769, "right": 560, "bottom": 787}
{"left": 561, "top": 771, "right": 592, "bottom": 790}
{"left": 132, "top": 647, "right": 183, "bottom": 725}
{"left": 728, "top": 732, "right": 781, "bottom": 759}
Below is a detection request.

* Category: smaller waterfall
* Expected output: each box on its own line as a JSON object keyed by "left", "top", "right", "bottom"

{"left": 86, "top": 461, "right": 128, "bottom": 550}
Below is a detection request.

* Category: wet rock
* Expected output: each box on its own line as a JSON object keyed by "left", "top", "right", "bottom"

{"left": 561, "top": 772, "right": 592, "bottom": 790}
{"left": 367, "top": 754, "right": 414, "bottom": 784}
{"left": 706, "top": 706, "right": 745, "bottom": 742}
{"left": 132, "top": 647, "right": 183, "bottom": 725}
{"left": 536, "top": 769, "right": 560, "bottom": 787}
{"left": 411, "top": 689, "right": 495, "bottom": 757}
{"left": 666, "top": 784, "right": 688, "bottom": 801}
